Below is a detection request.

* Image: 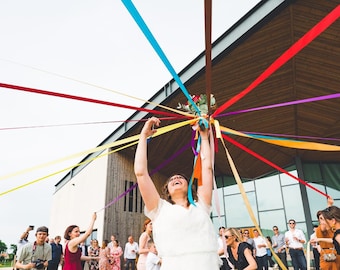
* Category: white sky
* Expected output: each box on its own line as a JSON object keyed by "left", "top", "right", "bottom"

{"left": 0, "top": 0, "right": 260, "bottom": 248}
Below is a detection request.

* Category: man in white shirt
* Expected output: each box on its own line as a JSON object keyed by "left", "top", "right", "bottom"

{"left": 284, "top": 219, "right": 307, "bottom": 270}
{"left": 253, "top": 229, "right": 268, "bottom": 270}
{"left": 124, "top": 235, "right": 139, "bottom": 270}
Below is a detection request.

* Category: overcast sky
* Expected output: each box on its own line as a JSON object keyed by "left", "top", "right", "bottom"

{"left": 0, "top": 0, "right": 260, "bottom": 248}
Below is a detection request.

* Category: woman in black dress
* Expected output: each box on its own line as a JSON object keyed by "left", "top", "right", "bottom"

{"left": 225, "top": 228, "right": 257, "bottom": 270}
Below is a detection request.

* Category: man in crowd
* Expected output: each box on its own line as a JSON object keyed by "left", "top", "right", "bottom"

{"left": 15, "top": 226, "right": 52, "bottom": 270}
{"left": 271, "top": 225, "right": 288, "bottom": 270}
{"left": 47, "top": 236, "right": 63, "bottom": 270}
{"left": 285, "top": 219, "right": 307, "bottom": 270}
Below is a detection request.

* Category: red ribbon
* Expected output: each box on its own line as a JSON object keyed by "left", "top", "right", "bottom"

{"left": 222, "top": 133, "right": 329, "bottom": 198}
{"left": 212, "top": 5, "right": 340, "bottom": 117}
{"left": 0, "top": 82, "right": 185, "bottom": 118}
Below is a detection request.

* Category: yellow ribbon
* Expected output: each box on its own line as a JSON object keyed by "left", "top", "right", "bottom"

{"left": 0, "top": 119, "right": 196, "bottom": 196}
{"left": 218, "top": 133, "right": 288, "bottom": 270}
{"left": 0, "top": 119, "right": 195, "bottom": 183}
{"left": 220, "top": 126, "right": 340, "bottom": 151}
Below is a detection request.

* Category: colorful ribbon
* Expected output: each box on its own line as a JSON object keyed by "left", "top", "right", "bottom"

{"left": 0, "top": 82, "right": 182, "bottom": 118}
{"left": 222, "top": 133, "right": 329, "bottom": 197}
{"left": 220, "top": 126, "right": 340, "bottom": 151}
{"left": 121, "top": 0, "right": 201, "bottom": 115}
{"left": 212, "top": 5, "right": 340, "bottom": 117}
{"left": 218, "top": 93, "right": 340, "bottom": 117}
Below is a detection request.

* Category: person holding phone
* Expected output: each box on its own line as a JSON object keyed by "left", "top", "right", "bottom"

{"left": 15, "top": 226, "right": 52, "bottom": 270}
{"left": 19, "top": 226, "right": 34, "bottom": 248}
{"left": 13, "top": 226, "right": 35, "bottom": 270}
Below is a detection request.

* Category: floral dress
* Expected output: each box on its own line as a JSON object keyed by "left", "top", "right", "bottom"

{"left": 99, "top": 247, "right": 111, "bottom": 270}
{"left": 110, "top": 246, "right": 123, "bottom": 270}
{"left": 88, "top": 246, "right": 100, "bottom": 270}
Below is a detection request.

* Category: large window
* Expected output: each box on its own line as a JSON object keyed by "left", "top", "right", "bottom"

{"left": 212, "top": 162, "right": 340, "bottom": 239}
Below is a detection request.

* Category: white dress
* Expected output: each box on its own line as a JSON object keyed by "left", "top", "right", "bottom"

{"left": 145, "top": 197, "right": 220, "bottom": 270}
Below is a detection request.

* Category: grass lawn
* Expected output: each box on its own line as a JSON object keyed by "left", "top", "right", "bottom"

{"left": 0, "top": 261, "right": 12, "bottom": 268}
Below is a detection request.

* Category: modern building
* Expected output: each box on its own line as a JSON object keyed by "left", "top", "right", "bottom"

{"left": 50, "top": 0, "right": 340, "bottom": 246}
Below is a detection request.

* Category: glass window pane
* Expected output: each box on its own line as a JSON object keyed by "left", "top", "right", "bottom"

{"left": 326, "top": 186, "right": 340, "bottom": 200}
{"left": 223, "top": 180, "right": 255, "bottom": 194}
{"left": 306, "top": 183, "right": 327, "bottom": 223}
{"left": 212, "top": 217, "right": 226, "bottom": 232}
{"left": 280, "top": 170, "right": 299, "bottom": 186}
{"left": 255, "top": 175, "right": 283, "bottom": 210}
{"left": 224, "top": 192, "right": 258, "bottom": 228}
{"left": 282, "top": 185, "right": 305, "bottom": 222}
{"left": 258, "top": 209, "right": 286, "bottom": 236}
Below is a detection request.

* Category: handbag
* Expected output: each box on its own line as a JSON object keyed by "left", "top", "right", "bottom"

{"left": 322, "top": 248, "right": 336, "bottom": 262}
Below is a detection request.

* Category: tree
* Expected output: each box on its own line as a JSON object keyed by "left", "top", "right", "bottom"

{"left": 0, "top": 240, "right": 7, "bottom": 253}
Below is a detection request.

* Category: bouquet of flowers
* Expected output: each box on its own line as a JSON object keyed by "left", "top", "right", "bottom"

{"left": 177, "top": 94, "right": 216, "bottom": 115}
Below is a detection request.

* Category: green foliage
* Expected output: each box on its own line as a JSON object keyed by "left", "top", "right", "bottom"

{"left": 0, "top": 240, "right": 7, "bottom": 253}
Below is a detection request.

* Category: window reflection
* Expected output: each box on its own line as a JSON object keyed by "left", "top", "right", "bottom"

{"left": 306, "top": 183, "right": 327, "bottom": 223}
{"left": 282, "top": 185, "right": 304, "bottom": 221}
{"left": 280, "top": 169, "right": 298, "bottom": 186}
{"left": 213, "top": 162, "right": 339, "bottom": 238}
{"left": 326, "top": 186, "right": 340, "bottom": 200}
{"left": 259, "top": 210, "right": 287, "bottom": 236}
{"left": 224, "top": 192, "right": 258, "bottom": 228}
{"left": 255, "top": 175, "right": 283, "bottom": 211}
{"left": 223, "top": 180, "right": 254, "bottom": 194}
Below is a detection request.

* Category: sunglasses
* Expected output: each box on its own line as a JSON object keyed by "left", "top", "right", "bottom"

{"left": 225, "top": 235, "right": 233, "bottom": 239}
{"left": 323, "top": 207, "right": 334, "bottom": 217}
{"left": 289, "top": 222, "right": 295, "bottom": 225}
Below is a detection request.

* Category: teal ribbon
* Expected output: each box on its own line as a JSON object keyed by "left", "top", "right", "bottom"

{"left": 121, "top": 0, "right": 201, "bottom": 115}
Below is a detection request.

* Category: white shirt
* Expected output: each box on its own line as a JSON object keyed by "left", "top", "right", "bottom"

{"left": 146, "top": 252, "right": 161, "bottom": 270}
{"left": 285, "top": 228, "right": 306, "bottom": 249}
{"left": 124, "top": 242, "right": 139, "bottom": 259}
{"left": 253, "top": 236, "right": 267, "bottom": 257}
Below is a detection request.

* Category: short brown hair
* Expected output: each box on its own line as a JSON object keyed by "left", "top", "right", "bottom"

{"left": 64, "top": 225, "right": 78, "bottom": 240}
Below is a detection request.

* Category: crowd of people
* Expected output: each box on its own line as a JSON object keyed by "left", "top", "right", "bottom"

{"left": 13, "top": 218, "right": 160, "bottom": 270}
{"left": 13, "top": 117, "right": 340, "bottom": 270}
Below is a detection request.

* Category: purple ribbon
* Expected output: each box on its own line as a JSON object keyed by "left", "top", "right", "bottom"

{"left": 98, "top": 141, "right": 192, "bottom": 212}
{"left": 218, "top": 93, "right": 340, "bottom": 117}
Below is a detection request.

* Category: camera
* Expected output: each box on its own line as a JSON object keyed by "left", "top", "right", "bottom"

{"left": 32, "top": 259, "right": 45, "bottom": 269}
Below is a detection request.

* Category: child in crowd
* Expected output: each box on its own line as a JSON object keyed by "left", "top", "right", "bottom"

{"left": 146, "top": 239, "right": 161, "bottom": 270}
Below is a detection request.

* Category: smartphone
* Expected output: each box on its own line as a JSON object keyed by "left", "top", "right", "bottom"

{"left": 29, "top": 225, "right": 34, "bottom": 230}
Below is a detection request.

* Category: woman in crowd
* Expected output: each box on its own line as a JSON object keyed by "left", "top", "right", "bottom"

{"left": 312, "top": 210, "right": 340, "bottom": 269}
{"left": 99, "top": 240, "right": 111, "bottom": 270}
{"left": 110, "top": 240, "right": 123, "bottom": 270}
{"left": 63, "top": 213, "right": 97, "bottom": 270}
{"left": 225, "top": 228, "right": 257, "bottom": 270}
{"left": 137, "top": 219, "right": 153, "bottom": 270}
{"left": 134, "top": 117, "right": 220, "bottom": 270}
{"left": 88, "top": 239, "right": 100, "bottom": 270}
{"left": 310, "top": 196, "right": 340, "bottom": 269}
{"left": 320, "top": 205, "right": 340, "bottom": 255}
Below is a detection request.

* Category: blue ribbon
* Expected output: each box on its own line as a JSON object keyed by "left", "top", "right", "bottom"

{"left": 121, "top": 0, "right": 201, "bottom": 115}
